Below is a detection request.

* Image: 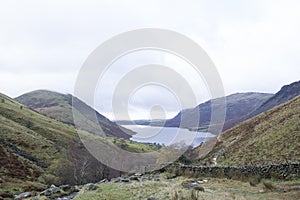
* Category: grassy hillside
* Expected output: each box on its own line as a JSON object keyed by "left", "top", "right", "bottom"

{"left": 0, "top": 92, "right": 157, "bottom": 198}
{"left": 195, "top": 95, "right": 300, "bottom": 166}
{"left": 163, "top": 92, "right": 273, "bottom": 132}
{"left": 16, "top": 90, "right": 134, "bottom": 139}
{"left": 74, "top": 174, "right": 300, "bottom": 200}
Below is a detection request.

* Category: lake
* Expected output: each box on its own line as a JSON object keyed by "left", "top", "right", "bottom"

{"left": 122, "top": 125, "right": 214, "bottom": 147}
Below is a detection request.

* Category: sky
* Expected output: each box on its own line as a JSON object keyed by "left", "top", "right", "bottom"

{"left": 0, "top": 0, "right": 299, "bottom": 120}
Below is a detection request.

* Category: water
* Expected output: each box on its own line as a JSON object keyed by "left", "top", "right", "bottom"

{"left": 123, "top": 125, "right": 214, "bottom": 147}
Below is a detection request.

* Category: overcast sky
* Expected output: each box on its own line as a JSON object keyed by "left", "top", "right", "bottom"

{"left": 0, "top": 0, "right": 299, "bottom": 120}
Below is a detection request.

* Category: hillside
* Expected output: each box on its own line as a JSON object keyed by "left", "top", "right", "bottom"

{"left": 247, "top": 80, "right": 300, "bottom": 119}
{"left": 195, "top": 95, "right": 300, "bottom": 166}
{"left": 223, "top": 80, "right": 300, "bottom": 130}
{"left": 16, "top": 90, "right": 133, "bottom": 139}
{"left": 164, "top": 92, "right": 273, "bottom": 132}
{"left": 0, "top": 92, "right": 157, "bottom": 198}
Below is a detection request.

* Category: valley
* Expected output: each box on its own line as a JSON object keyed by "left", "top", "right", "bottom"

{"left": 0, "top": 80, "right": 299, "bottom": 199}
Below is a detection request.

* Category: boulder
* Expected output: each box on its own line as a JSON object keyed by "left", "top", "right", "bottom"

{"left": 40, "top": 185, "right": 61, "bottom": 196}
{"left": 111, "top": 177, "right": 122, "bottom": 183}
{"left": 83, "top": 183, "right": 99, "bottom": 191}
{"left": 120, "top": 178, "right": 131, "bottom": 183}
{"left": 60, "top": 185, "right": 71, "bottom": 191}
{"left": 129, "top": 175, "right": 139, "bottom": 181}
{"left": 197, "top": 179, "right": 208, "bottom": 184}
{"left": 14, "top": 192, "right": 31, "bottom": 200}
{"left": 98, "top": 178, "right": 108, "bottom": 183}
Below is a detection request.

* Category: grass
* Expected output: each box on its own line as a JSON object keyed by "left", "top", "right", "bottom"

{"left": 0, "top": 92, "right": 158, "bottom": 198}
{"left": 196, "top": 96, "right": 300, "bottom": 166}
{"left": 74, "top": 175, "right": 300, "bottom": 200}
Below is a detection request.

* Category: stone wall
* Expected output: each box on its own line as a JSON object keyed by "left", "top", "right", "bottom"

{"left": 163, "top": 163, "right": 300, "bottom": 181}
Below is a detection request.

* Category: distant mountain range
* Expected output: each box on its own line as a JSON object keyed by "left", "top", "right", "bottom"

{"left": 16, "top": 90, "right": 133, "bottom": 139}
{"left": 223, "top": 80, "right": 300, "bottom": 130}
{"left": 162, "top": 92, "right": 273, "bottom": 132}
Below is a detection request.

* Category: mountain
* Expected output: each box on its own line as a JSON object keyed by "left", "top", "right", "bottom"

{"left": 223, "top": 80, "right": 300, "bottom": 130}
{"left": 193, "top": 95, "right": 300, "bottom": 166}
{"left": 0, "top": 92, "right": 157, "bottom": 198}
{"left": 247, "top": 80, "right": 300, "bottom": 119}
{"left": 164, "top": 92, "right": 273, "bottom": 132}
{"left": 16, "top": 90, "right": 133, "bottom": 139}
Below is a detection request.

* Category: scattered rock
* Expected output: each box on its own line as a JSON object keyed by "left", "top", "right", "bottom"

{"left": 98, "top": 178, "right": 108, "bottom": 183}
{"left": 83, "top": 183, "right": 99, "bottom": 191}
{"left": 40, "top": 189, "right": 52, "bottom": 196}
{"left": 40, "top": 185, "right": 61, "bottom": 196}
{"left": 194, "top": 186, "right": 205, "bottom": 192}
{"left": 129, "top": 175, "right": 139, "bottom": 181}
{"left": 111, "top": 177, "right": 122, "bottom": 183}
{"left": 182, "top": 182, "right": 205, "bottom": 191}
{"left": 197, "top": 179, "right": 208, "bottom": 184}
{"left": 14, "top": 192, "right": 31, "bottom": 200}
{"left": 135, "top": 173, "right": 142, "bottom": 177}
{"left": 142, "top": 175, "right": 151, "bottom": 181}
{"left": 182, "top": 182, "right": 198, "bottom": 189}
{"left": 60, "top": 185, "right": 71, "bottom": 191}
{"left": 120, "top": 178, "right": 131, "bottom": 183}
{"left": 54, "top": 192, "right": 78, "bottom": 200}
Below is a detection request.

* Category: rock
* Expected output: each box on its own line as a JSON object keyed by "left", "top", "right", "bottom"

{"left": 154, "top": 177, "right": 160, "bottom": 181}
{"left": 40, "top": 185, "right": 61, "bottom": 196}
{"left": 182, "top": 182, "right": 198, "bottom": 189}
{"left": 194, "top": 186, "right": 205, "bottom": 192}
{"left": 259, "top": 189, "right": 265, "bottom": 193}
{"left": 98, "top": 178, "right": 108, "bottom": 183}
{"left": 54, "top": 192, "right": 78, "bottom": 200}
{"left": 147, "top": 197, "right": 156, "bottom": 200}
{"left": 142, "top": 175, "right": 151, "bottom": 181}
{"left": 197, "top": 179, "right": 208, "bottom": 184}
{"left": 52, "top": 187, "right": 61, "bottom": 194}
{"left": 135, "top": 173, "right": 142, "bottom": 176}
{"left": 83, "top": 183, "right": 99, "bottom": 191}
{"left": 60, "top": 185, "right": 71, "bottom": 191}
{"left": 40, "top": 189, "right": 52, "bottom": 196}
{"left": 14, "top": 192, "right": 31, "bottom": 200}
{"left": 33, "top": 196, "right": 39, "bottom": 200}
{"left": 111, "top": 177, "right": 122, "bottom": 183}
{"left": 120, "top": 178, "right": 131, "bottom": 183}
{"left": 129, "top": 176, "right": 139, "bottom": 181}
{"left": 73, "top": 186, "right": 80, "bottom": 192}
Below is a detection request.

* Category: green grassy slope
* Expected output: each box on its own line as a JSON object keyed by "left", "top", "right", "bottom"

{"left": 0, "top": 92, "right": 157, "bottom": 198}
{"left": 197, "top": 95, "right": 300, "bottom": 166}
{"left": 15, "top": 90, "right": 134, "bottom": 139}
